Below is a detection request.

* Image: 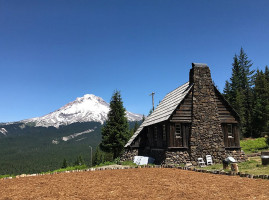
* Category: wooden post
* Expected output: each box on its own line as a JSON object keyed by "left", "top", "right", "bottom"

{"left": 231, "top": 163, "right": 239, "bottom": 173}
{"left": 149, "top": 92, "right": 155, "bottom": 111}
{"left": 223, "top": 162, "right": 229, "bottom": 170}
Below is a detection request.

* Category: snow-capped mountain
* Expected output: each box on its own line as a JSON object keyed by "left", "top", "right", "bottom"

{"left": 22, "top": 94, "right": 143, "bottom": 128}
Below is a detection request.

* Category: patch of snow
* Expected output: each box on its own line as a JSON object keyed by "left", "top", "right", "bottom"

{"left": 62, "top": 129, "right": 94, "bottom": 141}
{"left": 52, "top": 140, "right": 59, "bottom": 144}
{"left": 0, "top": 128, "right": 7, "bottom": 136}
{"left": 19, "top": 124, "right": 26, "bottom": 129}
{"left": 75, "top": 137, "right": 86, "bottom": 142}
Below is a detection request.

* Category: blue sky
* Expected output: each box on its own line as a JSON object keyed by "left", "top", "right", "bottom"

{"left": 1, "top": 0, "right": 269, "bottom": 122}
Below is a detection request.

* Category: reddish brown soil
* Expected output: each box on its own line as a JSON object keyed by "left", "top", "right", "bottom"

{"left": 1, "top": 168, "right": 269, "bottom": 200}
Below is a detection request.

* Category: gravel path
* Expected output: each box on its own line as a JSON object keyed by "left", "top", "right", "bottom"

{"left": 0, "top": 168, "right": 269, "bottom": 200}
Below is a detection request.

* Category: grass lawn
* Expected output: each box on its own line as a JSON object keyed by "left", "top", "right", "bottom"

{"left": 240, "top": 137, "right": 269, "bottom": 154}
{"left": 199, "top": 156, "right": 269, "bottom": 175}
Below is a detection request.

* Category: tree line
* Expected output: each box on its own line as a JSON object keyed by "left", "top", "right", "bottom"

{"left": 223, "top": 47, "right": 269, "bottom": 138}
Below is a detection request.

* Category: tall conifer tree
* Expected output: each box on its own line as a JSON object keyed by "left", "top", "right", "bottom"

{"left": 223, "top": 48, "right": 254, "bottom": 137}
{"left": 252, "top": 69, "right": 269, "bottom": 137}
{"left": 100, "top": 90, "right": 130, "bottom": 159}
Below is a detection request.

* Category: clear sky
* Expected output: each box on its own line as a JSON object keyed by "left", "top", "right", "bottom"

{"left": 1, "top": 0, "right": 269, "bottom": 122}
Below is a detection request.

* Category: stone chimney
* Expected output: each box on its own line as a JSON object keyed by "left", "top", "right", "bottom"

{"left": 189, "top": 63, "right": 225, "bottom": 164}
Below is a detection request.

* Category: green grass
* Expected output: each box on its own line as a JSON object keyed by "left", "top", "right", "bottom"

{"left": 93, "top": 161, "right": 117, "bottom": 168}
{"left": 199, "top": 157, "right": 269, "bottom": 175}
{"left": 121, "top": 160, "right": 138, "bottom": 167}
{"left": 240, "top": 137, "right": 269, "bottom": 154}
{"left": 93, "top": 160, "right": 138, "bottom": 168}
{"left": 0, "top": 174, "right": 15, "bottom": 179}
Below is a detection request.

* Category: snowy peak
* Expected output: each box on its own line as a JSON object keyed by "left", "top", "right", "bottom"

{"left": 23, "top": 94, "right": 142, "bottom": 128}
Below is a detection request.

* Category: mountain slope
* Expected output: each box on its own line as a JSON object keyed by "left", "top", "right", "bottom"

{"left": 21, "top": 94, "right": 142, "bottom": 128}
{"left": 0, "top": 94, "right": 142, "bottom": 175}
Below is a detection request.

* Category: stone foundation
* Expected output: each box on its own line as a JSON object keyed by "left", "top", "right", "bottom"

{"left": 121, "top": 148, "right": 247, "bottom": 165}
{"left": 120, "top": 149, "right": 138, "bottom": 162}
{"left": 225, "top": 149, "right": 247, "bottom": 162}
{"left": 164, "top": 150, "right": 190, "bottom": 165}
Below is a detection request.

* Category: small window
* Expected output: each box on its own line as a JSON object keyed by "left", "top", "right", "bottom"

{"left": 154, "top": 126, "right": 158, "bottom": 142}
{"left": 162, "top": 125, "right": 166, "bottom": 141}
{"left": 227, "top": 124, "right": 233, "bottom": 138}
{"left": 175, "top": 124, "right": 181, "bottom": 139}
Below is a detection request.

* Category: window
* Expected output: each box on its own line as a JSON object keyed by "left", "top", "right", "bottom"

{"left": 222, "top": 123, "right": 240, "bottom": 148}
{"left": 175, "top": 124, "right": 181, "bottom": 139}
{"left": 227, "top": 124, "right": 233, "bottom": 138}
{"left": 162, "top": 125, "right": 166, "bottom": 141}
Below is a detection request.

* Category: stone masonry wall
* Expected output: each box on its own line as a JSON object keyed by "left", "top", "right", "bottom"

{"left": 189, "top": 64, "right": 226, "bottom": 165}
{"left": 120, "top": 149, "right": 138, "bottom": 162}
{"left": 225, "top": 149, "right": 247, "bottom": 162}
{"left": 164, "top": 151, "right": 190, "bottom": 165}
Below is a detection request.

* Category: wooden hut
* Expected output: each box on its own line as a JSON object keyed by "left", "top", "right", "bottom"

{"left": 122, "top": 63, "right": 246, "bottom": 165}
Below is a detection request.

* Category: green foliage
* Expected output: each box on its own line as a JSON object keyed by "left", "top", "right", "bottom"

{"left": 129, "top": 121, "right": 140, "bottom": 136}
{"left": 74, "top": 155, "right": 85, "bottom": 166}
{"left": 49, "top": 164, "right": 88, "bottom": 174}
{"left": 0, "top": 174, "right": 15, "bottom": 179}
{"left": 251, "top": 69, "right": 269, "bottom": 137}
{"left": 93, "top": 161, "right": 116, "bottom": 168}
{"left": 223, "top": 47, "right": 269, "bottom": 138}
{"left": 121, "top": 160, "right": 138, "bottom": 167}
{"left": 100, "top": 90, "right": 130, "bottom": 159}
{"left": 93, "top": 146, "right": 113, "bottom": 166}
{"left": 61, "top": 158, "right": 68, "bottom": 169}
{"left": 0, "top": 120, "right": 136, "bottom": 175}
{"left": 0, "top": 122, "right": 102, "bottom": 175}
{"left": 240, "top": 138, "right": 269, "bottom": 153}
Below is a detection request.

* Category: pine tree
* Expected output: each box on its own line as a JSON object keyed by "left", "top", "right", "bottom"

{"left": 142, "top": 115, "right": 145, "bottom": 122}
{"left": 223, "top": 48, "right": 254, "bottom": 137}
{"left": 223, "top": 80, "right": 231, "bottom": 102}
{"left": 148, "top": 108, "right": 153, "bottom": 116}
{"left": 238, "top": 48, "right": 255, "bottom": 137}
{"left": 252, "top": 69, "right": 269, "bottom": 137}
{"left": 133, "top": 121, "right": 139, "bottom": 133}
{"left": 61, "top": 158, "right": 68, "bottom": 168}
{"left": 93, "top": 146, "right": 103, "bottom": 165}
{"left": 100, "top": 90, "right": 130, "bottom": 159}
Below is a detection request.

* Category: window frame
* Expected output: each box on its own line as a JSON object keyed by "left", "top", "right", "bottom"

{"left": 175, "top": 124, "right": 182, "bottom": 139}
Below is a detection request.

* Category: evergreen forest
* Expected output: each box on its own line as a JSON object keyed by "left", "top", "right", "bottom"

{"left": 223, "top": 48, "right": 269, "bottom": 138}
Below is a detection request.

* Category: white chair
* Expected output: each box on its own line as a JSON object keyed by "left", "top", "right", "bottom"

{"left": 197, "top": 157, "right": 206, "bottom": 167}
{"left": 206, "top": 155, "right": 213, "bottom": 165}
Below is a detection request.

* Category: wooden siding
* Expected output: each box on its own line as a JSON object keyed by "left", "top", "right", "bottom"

{"left": 170, "top": 90, "right": 192, "bottom": 122}
{"left": 214, "top": 90, "right": 238, "bottom": 123}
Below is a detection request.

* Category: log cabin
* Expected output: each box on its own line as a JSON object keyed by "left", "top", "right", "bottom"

{"left": 122, "top": 63, "right": 246, "bottom": 165}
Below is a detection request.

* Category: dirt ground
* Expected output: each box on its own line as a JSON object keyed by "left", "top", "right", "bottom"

{"left": 0, "top": 168, "right": 269, "bottom": 200}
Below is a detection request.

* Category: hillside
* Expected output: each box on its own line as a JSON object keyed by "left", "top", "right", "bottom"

{"left": 0, "top": 94, "right": 142, "bottom": 175}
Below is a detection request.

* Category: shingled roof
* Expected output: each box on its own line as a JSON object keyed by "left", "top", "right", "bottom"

{"left": 125, "top": 82, "right": 193, "bottom": 147}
